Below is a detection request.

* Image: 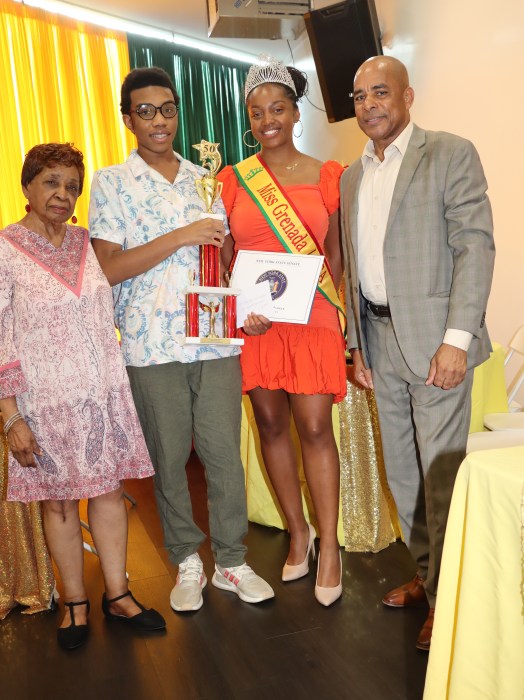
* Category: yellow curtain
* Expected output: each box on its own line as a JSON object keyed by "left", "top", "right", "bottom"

{"left": 0, "top": 0, "right": 135, "bottom": 229}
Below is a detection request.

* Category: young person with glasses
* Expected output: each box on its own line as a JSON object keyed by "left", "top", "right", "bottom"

{"left": 88, "top": 67, "right": 274, "bottom": 614}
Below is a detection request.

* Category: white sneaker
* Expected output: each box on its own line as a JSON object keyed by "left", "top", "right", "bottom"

{"left": 170, "top": 553, "right": 207, "bottom": 612}
{"left": 211, "top": 563, "right": 275, "bottom": 604}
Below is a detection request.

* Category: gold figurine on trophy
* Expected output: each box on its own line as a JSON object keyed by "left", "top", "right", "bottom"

{"left": 193, "top": 140, "right": 223, "bottom": 215}
{"left": 199, "top": 299, "right": 220, "bottom": 339}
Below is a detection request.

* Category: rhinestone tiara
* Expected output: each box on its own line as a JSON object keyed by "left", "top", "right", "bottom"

{"left": 244, "top": 54, "right": 296, "bottom": 102}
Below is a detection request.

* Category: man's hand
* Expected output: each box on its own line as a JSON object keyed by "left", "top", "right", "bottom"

{"left": 179, "top": 218, "right": 225, "bottom": 248}
{"left": 426, "top": 343, "right": 467, "bottom": 389}
{"left": 242, "top": 313, "right": 272, "bottom": 336}
{"left": 7, "top": 420, "right": 42, "bottom": 468}
{"left": 351, "top": 348, "right": 374, "bottom": 390}
{"left": 92, "top": 218, "right": 226, "bottom": 287}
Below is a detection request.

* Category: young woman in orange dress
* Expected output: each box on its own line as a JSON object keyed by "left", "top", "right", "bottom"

{"left": 219, "top": 56, "right": 347, "bottom": 606}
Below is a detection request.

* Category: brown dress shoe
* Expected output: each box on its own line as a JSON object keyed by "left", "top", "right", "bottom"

{"left": 416, "top": 608, "right": 434, "bottom": 651}
{"left": 382, "top": 575, "right": 427, "bottom": 607}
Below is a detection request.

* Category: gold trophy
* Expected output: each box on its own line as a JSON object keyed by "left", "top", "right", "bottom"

{"left": 193, "top": 139, "right": 222, "bottom": 288}
{"left": 181, "top": 140, "right": 243, "bottom": 346}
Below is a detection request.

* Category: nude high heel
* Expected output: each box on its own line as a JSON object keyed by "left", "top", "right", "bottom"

{"left": 282, "top": 523, "right": 316, "bottom": 582}
{"left": 314, "top": 551, "right": 342, "bottom": 606}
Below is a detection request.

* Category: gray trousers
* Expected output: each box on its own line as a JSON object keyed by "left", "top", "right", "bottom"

{"left": 127, "top": 355, "right": 248, "bottom": 567}
{"left": 365, "top": 312, "right": 473, "bottom": 606}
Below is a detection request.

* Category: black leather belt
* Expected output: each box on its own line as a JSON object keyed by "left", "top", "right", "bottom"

{"left": 366, "top": 299, "right": 391, "bottom": 317}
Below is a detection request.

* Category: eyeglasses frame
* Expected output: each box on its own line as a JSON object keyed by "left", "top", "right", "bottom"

{"left": 132, "top": 101, "right": 179, "bottom": 120}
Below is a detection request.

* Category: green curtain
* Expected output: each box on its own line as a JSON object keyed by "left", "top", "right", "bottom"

{"left": 127, "top": 35, "right": 252, "bottom": 167}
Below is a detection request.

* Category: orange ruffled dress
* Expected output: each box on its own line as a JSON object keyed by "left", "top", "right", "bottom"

{"left": 218, "top": 160, "right": 347, "bottom": 403}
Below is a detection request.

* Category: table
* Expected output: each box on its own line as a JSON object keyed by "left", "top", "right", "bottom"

{"left": 241, "top": 342, "right": 508, "bottom": 552}
{"left": 423, "top": 447, "right": 524, "bottom": 700}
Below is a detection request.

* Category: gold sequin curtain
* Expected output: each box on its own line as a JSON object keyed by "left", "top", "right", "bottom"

{"left": 0, "top": 415, "right": 55, "bottom": 620}
{"left": 338, "top": 374, "right": 401, "bottom": 551}
{"left": 242, "top": 374, "right": 401, "bottom": 551}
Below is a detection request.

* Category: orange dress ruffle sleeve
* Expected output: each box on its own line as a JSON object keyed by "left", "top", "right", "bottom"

{"left": 217, "top": 165, "right": 237, "bottom": 217}
{"left": 319, "top": 160, "right": 344, "bottom": 216}
{"left": 218, "top": 160, "right": 347, "bottom": 403}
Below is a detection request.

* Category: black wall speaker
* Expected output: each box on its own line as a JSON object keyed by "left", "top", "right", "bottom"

{"left": 304, "top": 0, "right": 383, "bottom": 123}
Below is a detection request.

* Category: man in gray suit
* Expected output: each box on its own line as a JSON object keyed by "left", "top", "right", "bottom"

{"left": 340, "top": 56, "right": 494, "bottom": 650}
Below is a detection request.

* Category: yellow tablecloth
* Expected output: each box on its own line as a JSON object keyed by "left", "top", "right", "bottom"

{"left": 241, "top": 343, "right": 508, "bottom": 553}
{"left": 469, "top": 342, "right": 508, "bottom": 432}
{"left": 423, "top": 447, "right": 524, "bottom": 700}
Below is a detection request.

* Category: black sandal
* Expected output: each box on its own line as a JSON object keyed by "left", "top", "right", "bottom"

{"left": 102, "top": 591, "right": 166, "bottom": 631}
{"left": 57, "top": 600, "right": 90, "bottom": 650}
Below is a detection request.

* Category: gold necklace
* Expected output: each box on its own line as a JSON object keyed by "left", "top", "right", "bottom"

{"left": 285, "top": 161, "right": 299, "bottom": 172}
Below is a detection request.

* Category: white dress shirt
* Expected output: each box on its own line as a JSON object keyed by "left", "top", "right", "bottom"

{"left": 357, "top": 122, "right": 471, "bottom": 352}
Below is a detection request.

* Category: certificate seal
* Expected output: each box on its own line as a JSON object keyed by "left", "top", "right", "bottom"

{"left": 257, "top": 269, "right": 287, "bottom": 300}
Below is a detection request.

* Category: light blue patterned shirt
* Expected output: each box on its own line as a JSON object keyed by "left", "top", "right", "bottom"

{"left": 88, "top": 150, "right": 239, "bottom": 367}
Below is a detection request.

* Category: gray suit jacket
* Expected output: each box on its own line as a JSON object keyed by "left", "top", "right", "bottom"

{"left": 340, "top": 123, "right": 495, "bottom": 378}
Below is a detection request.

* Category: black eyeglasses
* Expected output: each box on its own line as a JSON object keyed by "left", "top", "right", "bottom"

{"left": 132, "top": 101, "right": 178, "bottom": 120}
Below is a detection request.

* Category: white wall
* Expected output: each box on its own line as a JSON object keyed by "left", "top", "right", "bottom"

{"left": 280, "top": 0, "right": 524, "bottom": 401}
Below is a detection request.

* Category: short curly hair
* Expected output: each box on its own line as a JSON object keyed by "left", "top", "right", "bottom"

{"left": 120, "top": 67, "right": 180, "bottom": 115}
{"left": 21, "top": 143, "right": 85, "bottom": 193}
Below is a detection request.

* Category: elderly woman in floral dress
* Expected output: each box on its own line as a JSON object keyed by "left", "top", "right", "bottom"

{"left": 0, "top": 143, "right": 165, "bottom": 649}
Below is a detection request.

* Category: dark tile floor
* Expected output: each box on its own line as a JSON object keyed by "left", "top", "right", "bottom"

{"left": 0, "top": 457, "right": 428, "bottom": 700}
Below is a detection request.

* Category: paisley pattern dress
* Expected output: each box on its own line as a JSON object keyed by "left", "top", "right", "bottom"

{"left": 0, "top": 224, "right": 154, "bottom": 502}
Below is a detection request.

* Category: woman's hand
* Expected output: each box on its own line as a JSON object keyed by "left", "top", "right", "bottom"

{"left": 7, "top": 420, "right": 42, "bottom": 468}
{"left": 242, "top": 313, "right": 272, "bottom": 336}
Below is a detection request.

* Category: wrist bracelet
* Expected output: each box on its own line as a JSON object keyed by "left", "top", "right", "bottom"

{"left": 3, "top": 411, "right": 23, "bottom": 434}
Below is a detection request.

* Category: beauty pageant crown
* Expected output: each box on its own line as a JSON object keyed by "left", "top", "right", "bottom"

{"left": 244, "top": 54, "right": 296, "bottom": 102}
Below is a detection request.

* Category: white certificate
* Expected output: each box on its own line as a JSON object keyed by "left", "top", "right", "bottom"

{"left": 231, "top": 251, "right": 324, "bottom": 324}
{"left": 236, "top": 280, "right": 274, "bottom": 329}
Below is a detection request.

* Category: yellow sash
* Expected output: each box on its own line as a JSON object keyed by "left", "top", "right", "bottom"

{"left": 233, "top": 154, "right": 345, "bottom": 333}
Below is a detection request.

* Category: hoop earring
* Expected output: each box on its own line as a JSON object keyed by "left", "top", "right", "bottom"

{"left": 293, "top": 120, "right": 303, "bottom": 139}
{"left": 25, "top": 203, "right": 31, "bottom": 213}
{"left": 71, "top": 215, "right": 78, "bottom": 224}
{"left": 243, "top": 129, "right": 260, "bottom": 149}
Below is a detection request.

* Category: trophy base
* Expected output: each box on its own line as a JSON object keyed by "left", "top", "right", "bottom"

{"left": 179, "top": 337, "right": 244, "bottom": 346}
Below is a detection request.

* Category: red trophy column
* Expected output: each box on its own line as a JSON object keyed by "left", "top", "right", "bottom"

{"left": 186, "top": 293, "right": 199, "bottom": 337}
{"left": 224, "top": 295, "right": 237, "bottom": 338}
{"left": 200, "top": 244, "right": 220, "bottom": 287}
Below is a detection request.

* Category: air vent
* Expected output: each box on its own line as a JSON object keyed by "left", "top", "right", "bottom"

{"left": 208, "top": 0, "right": 311, "bottom": 40}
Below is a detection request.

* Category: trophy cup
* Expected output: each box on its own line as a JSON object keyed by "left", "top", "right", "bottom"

{"left": 182, "top": 140, "right": 243, "bottom": 346}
